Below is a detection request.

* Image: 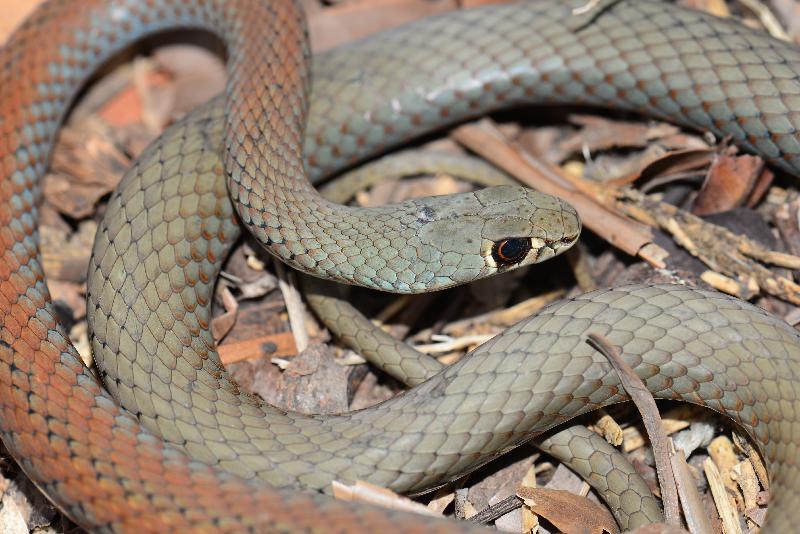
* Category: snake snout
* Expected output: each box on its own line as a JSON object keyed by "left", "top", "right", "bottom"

{"left": 553, "top": 198, "right": 581, "bottom": 248}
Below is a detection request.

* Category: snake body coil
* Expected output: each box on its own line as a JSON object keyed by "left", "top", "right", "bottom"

{"left": 1, "top": 1, "right": 800, "bottom": 532}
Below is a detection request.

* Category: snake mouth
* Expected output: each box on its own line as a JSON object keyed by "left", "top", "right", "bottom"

{"left": 530, "top": 232, "right": 580, "bottom": 265}
{"left": 551, "top": 233, "right": 580, "bottom": 252}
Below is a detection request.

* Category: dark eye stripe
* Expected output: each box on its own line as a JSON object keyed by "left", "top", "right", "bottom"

{"left": 491, "top": 238, "right": 531, "bottom": 266}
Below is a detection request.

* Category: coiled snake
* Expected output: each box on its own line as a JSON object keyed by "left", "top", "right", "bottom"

{"left": 1, "top": 0, "right": 799, "bottom": 532}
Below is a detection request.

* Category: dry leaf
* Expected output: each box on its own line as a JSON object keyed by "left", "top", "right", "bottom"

{"left": 0, "top": 493, "right": 28, "bottom": 534}
{"left": 40, "top": 221, "right": 97, "bottom": 283}
{"left": 559, "top": 114, "right": 680, "bottom": 155}
{"left": 44, "top": 121, "right": 130, "bottom": 218}
{"left": 308, "top": 0, "right": 458, "bottom": 52}
{"left": 517, "top": 487, "right": 619, "bottom": 534}
{"left": 46, "top": 280, "right": 86, "bottom": 321}
{"left": 693, "top": 153, "right": 766, "bottom": 216}
{"left": 237, "top": 273, "right": 279, "bottom": 300}
{"left": 610, "top": 148, "right": 714, "bottom": 187}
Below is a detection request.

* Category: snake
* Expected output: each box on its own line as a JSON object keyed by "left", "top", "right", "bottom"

{"left": 304, "top": 153, "right": 665, "bottom": 529}
{"left": 2, "top": 0, "right": 800, "bottom": 533}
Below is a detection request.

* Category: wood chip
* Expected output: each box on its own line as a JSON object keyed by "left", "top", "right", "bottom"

{"left": 704, "top": 458, "right": 743, "bottom": 534}
{"left": 730, "top": 460, "right": 760, "bottom": 527}
{"left": 621, "top": 188, "right": 800, "bottom": 304}
{"left": 218, "top": 332, "right": 298, "bottom": 365}
{"left": 517, "top": 487, "right": 618, "bottom": 534}
{"left": 708, "top": 436, "right": 743, "bottom": 508}
{"left": 622, "top": 406, "right": 700, "bottom": 452}
{"left": 591, "top": 412, "right": 623, "bottom": 447}
{"left": 732, "top": 433, "right": 769, "bottom": 491}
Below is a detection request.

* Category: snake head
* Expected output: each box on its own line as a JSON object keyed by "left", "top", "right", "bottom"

{"left": 407, "top": 184, "right": 580, "bottom": 291}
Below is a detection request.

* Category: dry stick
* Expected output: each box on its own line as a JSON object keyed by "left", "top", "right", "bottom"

{"left": 274, "top": 261, "right": 310, "bottom": 352}
{"left": 572, "top": 0, "right": 602, "bottom": 16}
{"left": 413, "top": 334, "right": 494, "bottom": 354}
{"left": 738, "top": 0, "right": 790, "bottom": 41}
{"left": 621, "top": 188, "right": 800, "bottom": 305}
{"left": 671, "top": 445, "right": 713, "bottom": 534}
{"left": 467, "top": 495, "right": 523, "bottom": 525}
{"left": 451, "top": 119, "right": 668, "bottom": 268}
{"left": 704, "top": 458, "right": 744, "bottom": 534}
{"left": 331, "top": 480, "right": 440, "bottom": 518}
{"left": 732, "top": 433, "right": 770, "bottom": 492}
{"left": 586, "top": 333, "right": 681, "bottom": 526}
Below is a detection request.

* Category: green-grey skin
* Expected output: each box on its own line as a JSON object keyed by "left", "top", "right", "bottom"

{"left": 307, "top": 154, "right": 664, "bottom": 529}
{"left": 89, "top": 96, "right": 583, "bottom": 493}
{"left": 310, "top": 151, "right": 666, "bottom": 527}
{"left": 303, "top": 266, "right": 663, "bottom": 529}
{"left": 86, "top": 1, "right": 800, "bottom": 532}
{"left": 317, "top": 150, "right": 515, "bottom": 204}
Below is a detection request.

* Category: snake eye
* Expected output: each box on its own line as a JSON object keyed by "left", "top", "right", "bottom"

{"left": 491, "top": 237, "right": 531, "bottom": 266}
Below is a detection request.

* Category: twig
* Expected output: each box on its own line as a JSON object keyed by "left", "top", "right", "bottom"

{"left": 738, "top": 0, "right": 790, "bottom": 41}
{"left": 738, "top": 241, "right": 800, "bottom": 269}
{"left": 586, "top": 333, "right": 681, "bottom": 525}
{"left": 704, "top": 458, "right": 744, "bottom": 534}
{"left": 467, "top": 495, "right": 523, "bottom": 525}
{"left": 732, "top": 433, "right": 769, "bottom": 491}
{"left": 413, "top": 334, "right": 494, "bottom": 354}
{"left": 620, "top": 188, "right": 800, "bottom": 305}
{"left": 373, "top": 295, "right": 412, "bottom": 325}
{"left": 572, "top": 0, "right": 601, "bottom": 15}
{"left": 331, "top": 480, "right": 440, "bottom": 518}
{"left": 275, "top": 261, "right": 310, "bottom": 352}
{"left": 671, "top": 445, "right": 713, "bottom": 534}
